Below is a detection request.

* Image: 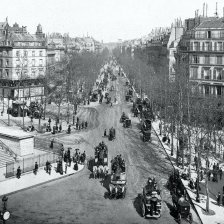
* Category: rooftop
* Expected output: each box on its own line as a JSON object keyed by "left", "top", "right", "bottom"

{"left": 0, "top": 127, "right": 34, "bottom": 140}
{"left": 196, "top": 17, "right": 224, "bottom": 29}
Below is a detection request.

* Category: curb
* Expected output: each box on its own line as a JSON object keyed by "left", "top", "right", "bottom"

{"left": 152, "top": 124, "right": 203, "bottom": 224}
{"left": 2, "top": 165, "right": 85, "bottom": 197}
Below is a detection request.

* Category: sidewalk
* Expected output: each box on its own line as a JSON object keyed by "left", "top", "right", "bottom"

{"left": 0, "top": 162, "right": 84, "bottom": 197}
{"left": 152, "top": 120, "right": 224, "bottom": 224}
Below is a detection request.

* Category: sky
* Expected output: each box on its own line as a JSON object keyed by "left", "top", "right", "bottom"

{"left": 1, "top": 0, "right": 224, "bottom": 42}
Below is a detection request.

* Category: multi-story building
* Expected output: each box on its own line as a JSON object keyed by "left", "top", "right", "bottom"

{"left": 167, "top": 20, "right": 184, "bottom": 82}
{"left": 177, "top": 16, "right": 224, "bottom": 98}
{"left": 46, "top": 32, "right": 65, "bottom": 65}
{"left": 0, "top": 20, "right": 46, "bottom": 101}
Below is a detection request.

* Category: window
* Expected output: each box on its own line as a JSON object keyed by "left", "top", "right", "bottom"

{"left": 204, "top": 55, "right": 210, "bottom": 64}
{"left": 194, "top": 42, "right": 200, "bottom": 51}
{"left": 39, "top": 59, "right": 43, "bottom": 66}
{"left": 217, "top": 56, "right": 222, "bottom": 65}
{"left": 214, "top": 42, "right": 217, "bottom": 51}
{"left": 32, "top": 51, "right": 35, "bottom": 57}
{"left": 205, "top": 85, "right": 210, "bottom": 95}
{"left": 192, "top": 55, "right": 199, "bottom": 64}
{"left": 216, "top": 69, "right": 222, "bottom": 80}
{"left": 16, "top": 51, "right": 20, "bottom": 57}
{"left": 202, "top": 42, "right": 205, "bottom": 51}
{"left": 5, "top": 69, "right": 9, "bottom": 77}
{"left": 218, "top": 42, "right": 222, "bottom": 51}
{"left": 0, "top": 69, "right": 2, "bottom": 78}
{"left": 217, "top": 86, "right": 222, "bottom": 96}
{"left": 24, "top": 50, "right": 28, "bottom": 57}
{"left": 204, "top": 69, "right": 211, "bottom": 80}
{"left": 32, "top": 59, "right": 35, "bottom": 66}
{"left": 190, "top": 67, "right": 198, "bottom": 79}
{"left": 39, "top": 51, "right": 43, "bottom": 56}
{"left": 16, "top": 59, "right": 20, "bottom": 67}
{"left": 5, "top": 60, "right": 9, "bottom": 67}
{"left": 0, "top": 59, "right": 2, "bottom": 67}
{"left": 207, "top": 31, "right": 211, "bottom": 39}
{"left": 24, "top": 60, "right": 28, "bottom": 67}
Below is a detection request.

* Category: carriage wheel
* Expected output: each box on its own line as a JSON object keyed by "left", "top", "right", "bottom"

{"left": 141, "top": 202, "right": 146, "bottom": 218}
{"left": 189, "top": 213, "right": 193, "bottom": 224}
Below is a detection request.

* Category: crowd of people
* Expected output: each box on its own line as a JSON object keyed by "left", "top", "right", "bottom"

{"left": 94, "top": 141, "right": 108, "bottom": 166}
{"left": 111, "top": 155, "right": 125, "bottom": 174}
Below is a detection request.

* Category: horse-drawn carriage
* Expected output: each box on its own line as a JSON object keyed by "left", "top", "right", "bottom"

{"left": 172, "top": 196, "right": 193, "bottom": 224}
{"left": 7, "top": 101, "right": 28, "bottom": 117}
{"left": 141, "top": 119, "right": 152, "bottom": 142}
{"left": 108, "top": 127, "right": 116, "bottom": 141}
{"left": 140, "top": 177, "right": 162, "bottom": 218}
{"left": 92, "top": 142, "right": 109, "bottom": 179}
{"left": 28, "top": 101, "right": 43, "bottom": 119}
{"left": 167, "top": 169, "right": 193, "bottom": 223}
{"left": 123, "top": 118, "right": 131, "bottom": 128}
{"left": 90, "top": 91, "right": 98, "bottom": 102}
{"left": 120, "top": 112, "right": 129, "bottom": 123}
{"left": 109, "top": 155, "right": 126, "bottom": 199}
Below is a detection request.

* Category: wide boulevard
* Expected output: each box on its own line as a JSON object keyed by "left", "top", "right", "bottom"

{"left": 7, "top": 74, "right": 200, "bottom": 224}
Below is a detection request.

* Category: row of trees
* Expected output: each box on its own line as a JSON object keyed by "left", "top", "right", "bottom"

{"left": 45, "top": 48, "right": 109, "bottom": 123}
{"left": 113, "top": 45, "right": 224, "bottom": 212}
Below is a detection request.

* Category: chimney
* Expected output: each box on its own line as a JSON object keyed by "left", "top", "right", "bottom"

{"left": 206, "top": 4, "right": 208, "bottom": 17}
{"left": 203, "top": 3, "right": 205, "bottom": 17}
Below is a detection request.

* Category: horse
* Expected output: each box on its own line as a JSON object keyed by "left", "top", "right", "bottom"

{"left": 103, "top": 166, "right": 109, "bottom": 179}
{"left": 98, "top": 165, "right": 104, "bottom": 179}
{"left": 93, "top": 166, "right": 98, "bottom": 179}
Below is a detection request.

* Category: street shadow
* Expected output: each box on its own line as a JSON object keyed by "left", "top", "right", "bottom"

{"left": 164, "top": 201, "right": 177, "bottom": 220}
{"left": 100, "top": 174, "right": 111, "bottom": 191}
{"left": 133, "top": 193, "right": 142, "bottom": 217}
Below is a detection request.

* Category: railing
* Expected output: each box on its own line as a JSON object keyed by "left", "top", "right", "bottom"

{"left": 0, "top": 139, "right": 17, "bottom": 161}
{"left": 6, "top": 151, "right": 58, "bottom": 178}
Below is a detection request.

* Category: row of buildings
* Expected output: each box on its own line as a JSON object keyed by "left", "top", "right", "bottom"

{"left": 121, "top": 9, "right": 224, "bottom": 100}
{"left": 0, "top": 18, "right": 102, "bottom": 102}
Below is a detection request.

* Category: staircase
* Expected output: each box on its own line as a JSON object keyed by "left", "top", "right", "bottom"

{"left": 0, "top": 140, "right": 17, "bottom": 168}
{"left": 0, "top": 147, "right": 16, "bottom": 168}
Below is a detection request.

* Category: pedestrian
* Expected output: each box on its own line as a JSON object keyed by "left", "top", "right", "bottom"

{"left": 200, "top": 169, "right": 203, "bottom": 181}
{"left": 104, "top": 129, "right": 107, "bottom": 137}
{"left": 74, "top": 161, "right": 78, "bottom": 171}
{"left": 61, "top": 144, "right": 64, "bottom": 158}
{"left": 85, "top": 121, "right": 88, "bottom": 128}
{"left": 34, "top": 162, "right": 38, "bottom": 175}
{"left": 77, "top": 117, "right": 79, "bottom": 124}
{"left": 76, "top": 122, "right": 79, "bottom": 130}
{"left": 59, "top": 124, "right": 62, "bottom": 132}
{"left": 68, "top": 156, "right": 72, "bottom": 167}
{"left": 45, "top": 160, "right": 49, "bottom": 173}
{"left": 48, "top": 118, "right": 51, "bottom": 124}
{"left": 16, "top": 166, "right": 21, "bottom": 179}
{"left": 48, "top": 162, "right": 52, "bottom": 175}
{"left": 159, "top": 122, "right": 162, "bottom": 135}
{"left": 50, "top": 139, "right": 54, "bottom": 149}
{"left": 65, "top": 163, "right": 67, "bottom": 174}
{"left": 217, "top": 192, "right": 221, "bottom": 206}
{"left": 208, "top": 170, "right": 211, "bottom": 181}
{"left": 219, "top": 168, "right": 223, "bottom": 180}
{"left": 67, "top": 148, "right": 71, "bottom": 159}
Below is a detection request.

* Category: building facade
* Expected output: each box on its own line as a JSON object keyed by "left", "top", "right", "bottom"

{"left": 0, "top": 20, "right": 46, "bottom": 101}
{"left": 186, "top": 17, "right": 224, "bottom": 98}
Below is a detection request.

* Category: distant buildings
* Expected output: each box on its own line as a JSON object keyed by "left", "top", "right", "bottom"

{"left": 0, "top": 18, "right": 103, "bottom": 102}
{"left": 0, "top": 19, "right": 46, "bottom": 101}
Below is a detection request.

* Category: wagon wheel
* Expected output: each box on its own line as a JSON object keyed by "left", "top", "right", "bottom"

{"left": 141, "top": 202, "right": 146, "bottom": 218}
{"left": 188, "top": 213, "right": 193, "bottom": 224}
